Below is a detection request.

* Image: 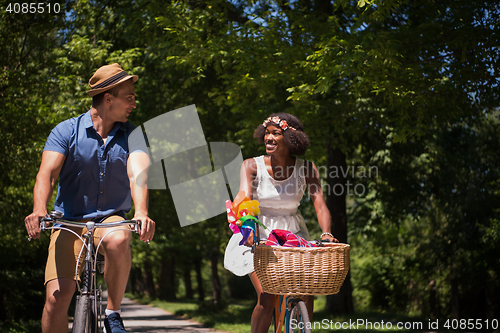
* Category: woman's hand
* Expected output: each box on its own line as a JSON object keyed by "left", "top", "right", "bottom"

{"left": 244, "top": 230, "right": 255, "bottom": 247}
{"left": 321, "top": 232, "right": 339, "bottom": 243}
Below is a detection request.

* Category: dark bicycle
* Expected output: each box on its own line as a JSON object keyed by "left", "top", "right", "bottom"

{"left": 38, "top": 211, "right": 140, "bottom": 333}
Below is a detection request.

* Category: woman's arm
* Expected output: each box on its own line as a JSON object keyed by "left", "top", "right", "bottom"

{"left": 304, "top": 160, "right": 338, "bottom": 242}
{"left": 239, "top": 158, "right": 257, "bottom": 199}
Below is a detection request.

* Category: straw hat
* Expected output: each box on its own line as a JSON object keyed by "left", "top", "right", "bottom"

{"left": 87, "top": 63, "right": 138, "bottom": 97}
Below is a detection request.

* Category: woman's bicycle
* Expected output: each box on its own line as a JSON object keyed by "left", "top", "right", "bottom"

{"left": 38, "top": 211, "right": 141, "bottom": 333}
{"left": 251, "top": 225, "right": 350, "bottom": 333}
{"left": 267, "top": 290, "right": 312, "bottom": 333}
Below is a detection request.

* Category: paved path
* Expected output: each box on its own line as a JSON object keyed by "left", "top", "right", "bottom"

{"left": 119, "top": 296, "right": 227, "bottom": 333}
{"left": 70, "top": 293, "right": 228, "bottom": 333}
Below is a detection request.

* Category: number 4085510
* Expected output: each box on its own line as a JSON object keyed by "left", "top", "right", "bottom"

{"left": 6, "top": 3, "right": 61, "bottom": 14}
{"left": 444, "top": 319, "right": 498, "bottom": 330}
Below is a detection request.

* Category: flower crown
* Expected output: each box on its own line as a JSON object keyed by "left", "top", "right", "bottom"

{"left": 263, "top": 116, "right": 297, "bottom": 131}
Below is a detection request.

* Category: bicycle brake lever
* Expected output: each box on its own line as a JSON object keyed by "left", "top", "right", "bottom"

{"left": 39, "top": 218, "right": 49, "bottom": 232}
{"left": 134, "top": 221, "right": 149, "bottom": 244}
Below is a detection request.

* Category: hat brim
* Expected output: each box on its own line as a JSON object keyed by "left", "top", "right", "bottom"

{"left": 86, "top": 75, "right": 138, "bottom": 97}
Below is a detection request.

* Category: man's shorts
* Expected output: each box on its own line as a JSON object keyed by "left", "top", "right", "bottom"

{"left": 44, "top": 215, "right": 132, "bottom": 285}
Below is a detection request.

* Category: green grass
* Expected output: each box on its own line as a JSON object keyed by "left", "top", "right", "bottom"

{"left": 128, "top": 294, "right": 437, "bottom": 333}
{"left": 127, "top": 293, "right": 254, "bottom": 332}
{"left": 150, "top": 298, "right": 254, "bottom": 333}
{"left": 310, "top": 310, "right": 428, "bottom": 332}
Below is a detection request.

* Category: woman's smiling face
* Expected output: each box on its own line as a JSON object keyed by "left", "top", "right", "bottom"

{"left": 264, "top": 124, "right": 289, "bottom": 156}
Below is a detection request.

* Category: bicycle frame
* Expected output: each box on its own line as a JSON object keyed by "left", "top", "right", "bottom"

{"left": 272, "top": 294, "right": 313, "bottom": 333}
{"left": 250, "top": 220, "right": 313, "bottom": 333}
{"left": 39, "top": 212, "right": 140, "bottom": 333}
{"left": 273, "top": 295, "right": 289, "bottom": 333}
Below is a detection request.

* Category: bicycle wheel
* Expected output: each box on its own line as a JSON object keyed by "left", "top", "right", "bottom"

{"left": 73, "top": 295, "right": 99, "bottom": 333}
{"left": 72, "top": 295, "right": 90, "bottom": 333}
{"left": 289, "top": 301, "right": 312, "bottom": 333}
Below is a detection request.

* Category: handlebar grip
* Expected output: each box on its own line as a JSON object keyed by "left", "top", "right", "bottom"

{"left": 38, "top": 215, "right": 54, "bottom": 231}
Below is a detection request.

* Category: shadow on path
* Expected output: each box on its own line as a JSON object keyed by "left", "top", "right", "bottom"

{"left": 120, "top": 295, "right": 227, "bottom": 333}
{"left": 70, "top": 291, "right": 228, "bottom": 333}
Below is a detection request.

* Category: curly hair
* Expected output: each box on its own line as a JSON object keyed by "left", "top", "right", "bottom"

{"left": 253, "top": 112, "right": 310, "bottom": 156}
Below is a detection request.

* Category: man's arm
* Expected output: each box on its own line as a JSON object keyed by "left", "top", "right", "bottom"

{"left": 24, "top": 151, "right": 66, "bottom": 239}
{"left": 127, "top": 151, "right": 155, "bottom": 242}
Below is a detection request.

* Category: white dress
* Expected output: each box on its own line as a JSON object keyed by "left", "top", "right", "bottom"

{"left": 224, "top": 156, "right": 310, "bottom": 276}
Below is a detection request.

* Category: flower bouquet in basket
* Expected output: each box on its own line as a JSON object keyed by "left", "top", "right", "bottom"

{"left": 226, "top": 191, "right": 265, "bottom": 246}
{"left": 226, "top": 191, "right": 324, "bottom": 247}
{"left": 226, "top": 193, "right": 350, "bottom": 295}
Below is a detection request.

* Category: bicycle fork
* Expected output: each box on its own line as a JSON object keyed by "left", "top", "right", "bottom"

{"left": 273, "top": 296, "right": 291, "bottom": 333}
{"left": 73, "top": 224, "right": 99, "bottom": 333}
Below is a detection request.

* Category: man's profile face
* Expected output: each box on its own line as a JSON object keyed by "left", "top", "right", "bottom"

{"left": 107, "top": 80, "right": 136, "bottom": 123}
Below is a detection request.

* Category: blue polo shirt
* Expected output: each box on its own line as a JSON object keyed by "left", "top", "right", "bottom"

{"left": 44, "top": 110, "right": 139, "bottom": 221}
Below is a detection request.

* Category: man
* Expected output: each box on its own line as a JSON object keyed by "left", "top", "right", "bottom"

{"left": 24, "top": 63, "right": 155, "bottom": 333}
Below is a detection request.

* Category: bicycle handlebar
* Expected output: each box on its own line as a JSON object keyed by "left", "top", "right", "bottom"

{"left": 35, "top": 211, "right": 141, "bottom": 236}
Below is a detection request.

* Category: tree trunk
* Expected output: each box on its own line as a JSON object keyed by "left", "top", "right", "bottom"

{"left": 127, "top": 266, "right": 142, "bottom": 295}
{"left": 325, "top": 143, "right": 354, "bottom": 314}
{"left": 143, "top": 259, "right": 156, "bottom": 298}
{"left": 182, "top": 263, "right": 194, "bottom": 299}
{"left": 210, "top": 246, "right": 222, "bottom": 304}
{"left": 158, "top": 252, "right": 176, "bottom": 301}
{"left": 194, "top": 255, "right": 205, "bottom": 301}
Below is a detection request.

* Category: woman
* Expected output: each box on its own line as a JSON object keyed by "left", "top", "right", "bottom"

{"left": 224, "top": 112, "right": 338, "bottom": 333}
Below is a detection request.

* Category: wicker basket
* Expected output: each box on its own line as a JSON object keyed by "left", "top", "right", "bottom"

{"left": 253, "top": 243, "right": 350, "bottom": 295}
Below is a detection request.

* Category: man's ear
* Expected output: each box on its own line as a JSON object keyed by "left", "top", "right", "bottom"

{"left": 105, "top": 92, "right": 112, "bottom": 103}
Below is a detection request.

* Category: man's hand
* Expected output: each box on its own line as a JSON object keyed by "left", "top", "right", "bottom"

{"left": 24, "top": 210, "right": 46, "bottom": 240}
{"left": 134, "top": 214, "right": 155, "bottom": 243}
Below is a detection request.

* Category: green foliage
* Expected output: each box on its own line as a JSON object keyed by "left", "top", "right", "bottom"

{"left": 1, "top": 0, "right": 499, "bottom": 325}
{"left": 349, "top": 111, "right": 500, "bottom": 316}
{"left": 291, "top": 0, "right": 499, "bottom": 142}
{"left": 0, "top": 0, "right": 68, "bottom": 324}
